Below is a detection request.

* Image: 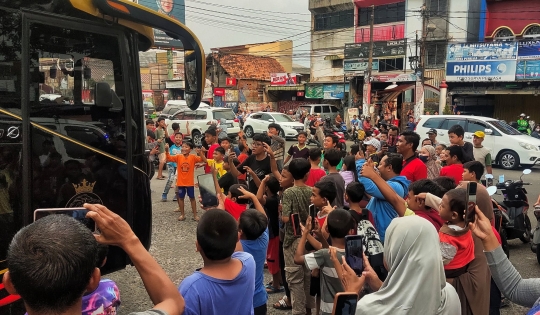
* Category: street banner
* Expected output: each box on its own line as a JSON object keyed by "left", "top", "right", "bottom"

{"left": 518, "top": 40, "right": 540, "bottom": 60}
{"left": 323, "top": 84, "right": 349, "bottom": 99}
{"left": 306, "top": 85, "right": 323, "bottom": 99}
{"left": 270, "top": 73, "right": 298, "bottom": 86}
{"left": 344, "top": 39, "right": 407, "bottom": 59}
{"left": 446, "top": 42, "right": 518, "bottom": 61}
{"left": 516, "top": 60, "right": 540, "bottom": 80}
{"left": 371, "top": 73, "right": 417, "bottom": 82}
{"left": 446, "top": 60, "right": 517, "bottom": 82}
{"left": 138, "top": 0, "right": 185, "bottom": 48}
{"left": 344, "top": 59, "right": 379, "bottom": 72}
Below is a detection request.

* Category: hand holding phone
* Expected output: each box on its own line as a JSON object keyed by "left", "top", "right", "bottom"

{"left": 345, "top": 235, "right": 364, "bottom": 276}
{"left": 291, "top": 213, "right": 301, "bottom": 237}
{"left": 34, "top": 208, "right": 96, "bottom": 231}
{"left": 309, "top": 204, "right": 316, "bottom": 230}
{"left": 198, "top": 174, "right": 218, "bottom": 208}
{"left": 465, "top": 182, "right": 477, "bottom": 225}
{"left": 332, "top": 292, "right": 358, "bottom": 315}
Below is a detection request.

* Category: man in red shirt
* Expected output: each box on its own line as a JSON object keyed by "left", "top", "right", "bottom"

{"left": 440, "top": 145, "right": 464, "bottom": 185}
{"left": 396, "top": 131, "right": 427, "bottom": 182}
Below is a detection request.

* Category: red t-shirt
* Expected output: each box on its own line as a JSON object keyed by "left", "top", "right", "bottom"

{"left": 306, "top": 168, "right": 327, "bottom": 187}
{"left": 224, "top": 198, "right": 247, "bottom": 220}
{"left": 237, "top": 153, "right": 248, "bottom": 181}
{"left": 440, "top": 164, "right": 464, "bottom": 185}
{"left": 204, "top": 143, "right": 220, "bottom": 174}
{"left": 400, "top": 157, "right": 427, "bottom": 183}
{"left": 415, "top": 209, "right": 445, "bottom": 231}
{"left": 439, "top": 229, "right": 475, "bottom": 270}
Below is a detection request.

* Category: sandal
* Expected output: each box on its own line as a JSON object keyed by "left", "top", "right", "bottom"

{"left": 178, "top": 215, "right": 186, "bottom": 221}
{"left": 192, "top": 216, "right": 200, "bottom": 222}
{"left": 273, "top": 295, "right": 292, "bottom": 310}
{"left": 174, "top": 208, "right": 181, "bottom": 212}
{"left": 265, "top": 284, "right": 284, "bottom": 294}
{"left": 156, "top": 176, "right": 165, "bottom": 180}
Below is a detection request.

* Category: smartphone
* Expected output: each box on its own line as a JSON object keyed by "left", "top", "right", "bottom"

{"left": 380, "top": 140, "right": 387, "bottom": 148}
{"left": 309, "top": 204, "right": 316, "bottom": 229}
{"left": 465, "top": 182, "right": 477, "bottom": 225}
{"left": 332, "top": 292, "right": 358, "bottom": 315}
{"left": 291, "top": 213, "right": 301, "bottom": 237}
{"left": 34, "top": 208, "right": 95, "bottom": 231}
{"left": 198, "top": 174, "right": 218, "bottom": 208}
{"left": 345, "top": 235, "right": 364, "bottom": 276}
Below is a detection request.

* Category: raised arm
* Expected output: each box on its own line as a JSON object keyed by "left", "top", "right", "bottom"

{"left": 256, "top": 175, "right": 269, "bottom": 205}
{"left": 185, "top": 121, "right": 191, "bottom": 137}
{"left": 264, "top": 143, "right": 281, "bottom": 179}
{"left": 361, "top": 159, "right": 407, "bottom": 217}
{"left": 196, "top": 148, "right": 207, "bottom": 163}
{"left": 238, "top": 186, "right": 266, "bottom": 217}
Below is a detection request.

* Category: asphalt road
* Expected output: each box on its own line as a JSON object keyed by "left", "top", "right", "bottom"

{"left": 107, "top": 140, "right": 540, "bottom": 315}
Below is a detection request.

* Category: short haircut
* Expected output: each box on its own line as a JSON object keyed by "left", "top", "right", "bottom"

{"left": 422, "top": 138, "right": 433, "bottom": 145}
{"left": 324, "top": 149, "right": 342, "bottom": 167}
{"left": 266, "top": 175, "right": 281, "bottom": 195}
{"left": 297, "top": 131, "right": 308, "bottom": 138}
{"left": 389, "top": 125, "right": 399, "bottom": 133}
{"left": 327, "top": 209, "right": 353, "bottom": 239}
{"left": 96, "top": 244, "right": 109, "bottom": 267}
{"left": 239, "top": 209, "right": 268, "bottom": 240}
{"left": 445, "top": 188, "right": 467, "bottom": 218}
{"left": 146, "top": 119, "right": 154, "bottom": 125}
{"left": 253, "top": 133, "right": 272, "bottom": 146}
{"left": 448, "top": 124, "right": 465, "bottom": 138}
{"left": 289, "top": 158, "right": 311, "bottom": 180}
{"left": 238, "top": 142, "right": 247, "bottom": 152}
{"left": 309, "top": 147, "right": 322, "bottom": 161}
{"left": 171, "top": 122, "right": 180, "bottom": 131}
{"left": 326, "top": 134, "right": 338, "bottom": 145}
{"left": 437, "top": 143, "right": 447, "bottom": 150}
{"left": 229, "top": 184, "right": 249, "bottom": 204}
{"left": 409, "top": 179, "right": 444, "bottom": 199}
{"left": 381, "top": 130, "right": 388, "bottom": 136}
{"left": 205, "top": 128, "right": 217, "bottom": 137}
{"left": 463, "top": 161, "right": 484, "bottom": 181}
{"left": 182, "top": 141, "right": 194, "bottom": 149}
{"left": 345, "top": 182, "right": 365, "bottom": 203}
{"left": 400, "top": 130, "right": 421, "bottom": 151}
{"left": 383, "top": 153, "right": 403, "bottom": 174}
{"left": 214, "top": 147, "right": 226, "bottom": 155}
{"left": 350, "top": 144, "right": 360, "bottom": 156}
{"left": 434, "top": 176, "right": 457, "bottom": 193}
{"left": 446, "top": 145, "right": 464, "bottom": 163}
{"left": 157, "top": 117, "right": 165, "bottom": 123}
{"left": 268, "top": 123, "right": 281, "bottom": 132}
{"left": 197, "top": 209, "right": 238, "bottom": 260}
{"left": 314, "top": 180, "right": 337, "bottom": 203}
{"left": 218, "top": 137, "right": 232, "bottom": 144}
{"left": 7, "top": 215, "right": 98, "bottom": 313}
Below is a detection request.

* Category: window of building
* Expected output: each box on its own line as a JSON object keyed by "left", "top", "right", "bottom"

{"left": 378, "top": 57, "right": 404, "bottom": 72}
{"left": 428, "top": 0, "right": 448, "bottom": 16}
{"left": 358, "top": 2, "right": 405, "bottom": 26}
{"left": 425, "top": 41, "right": 447, "bottom": 69}
{"left": 493, "top": 28, "right": 515, "bottom": 41}
{"left": 315, "top": 10, "right": 354, "bottom": 31}
{"left": 332, "top": 59, "right": 343, "bottom": 68}
{"left": 523, "top": 25, "right": 540, "bottom": 38}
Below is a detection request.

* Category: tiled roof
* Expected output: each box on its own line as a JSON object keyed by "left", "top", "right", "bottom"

{"left": 216, "top": 54, "right": 285, "bottom": 81}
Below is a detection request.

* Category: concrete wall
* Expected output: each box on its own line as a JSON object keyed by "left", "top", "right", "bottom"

{"left": 311, "top": 48, "right": 348, "bottom": 82}
{"left": 309, "top": 0, "right": 354, "bottom": 12}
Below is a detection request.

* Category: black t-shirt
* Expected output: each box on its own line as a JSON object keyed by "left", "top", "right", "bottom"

{"left": 462, "top": 142, "right": 474, "bottom": 163}
{"left": 218, "top": 172, "right": 237, "bottom": 195}
{"left": 265, "top": 195, "right": 280, "bottom": 239}
{"left": 287, "top": 145, "right": 310, "bottom": 159}
{"left": 309, "top": 120, "right": 317, "bottom": 133}
{"left": 146, "top": 129, "right": 156, "bottom": 140}
{"left": 320, "top": 173, "right": 345, "bottom": 208}
{"left": 237, "top": 154, "right": 272, "bottom": 194}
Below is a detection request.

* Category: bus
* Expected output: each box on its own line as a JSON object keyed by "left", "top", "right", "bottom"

{"left": 0, "top": 0, "right": 205, "bottom": 311}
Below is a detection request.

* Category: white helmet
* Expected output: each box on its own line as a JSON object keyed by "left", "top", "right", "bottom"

{"left": 520, "top": 113, "right": 526, "bottom": 117}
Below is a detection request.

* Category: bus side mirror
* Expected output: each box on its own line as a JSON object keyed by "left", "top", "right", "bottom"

{"left": 184, "top": 50, "right": 202, "bottom": 111}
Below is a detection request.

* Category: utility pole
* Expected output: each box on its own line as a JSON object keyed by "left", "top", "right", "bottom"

{"left": 366, "top": 5, "right": 375, "bottom": 121}
{"left": 415, "top": 3, "right": 428, "bottom": 120}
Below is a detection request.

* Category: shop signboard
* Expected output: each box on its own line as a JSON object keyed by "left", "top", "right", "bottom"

{"left": 371, "top": 73, "right": 417, "bottom": 82}
{"left": 344, "top": 59, "right": 379, "bottom": 72}
{"left": 138, "top": 0, "right": 185, "bottom": 48}
{"left": 270, "top": 73, "right": 298, "bottom": 86}
{"left": 344, "top": 39, "right": 407, "bottom": 59}
{"left": 516, "top": 60, "right": 540, "bottom": 80}
{"left": 306, "top": 85, "right": 323, "bottom": 99}
{"left": 446, "top": 60, "right": 517, "bottom": 82}
{"left": 323, "top": 84, "right": 350, "bottom": 100}
{"left": 446, "top": 42, "right": 518, "bottom": 61}
{"left": 518, "top": 40, "right": 540, "bottom": 60}
{"left": 214, "top": 88, "right": 225, "bottom": 97}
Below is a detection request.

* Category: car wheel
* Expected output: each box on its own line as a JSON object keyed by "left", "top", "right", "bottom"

{"left": 499, "top": 150, "right": 519, "bottom": 170}
{"left": 191, "top": 130, "right": 203, "bottom": 147}
{"left": 244, "top": 126, "right": 254, "bottom": 138}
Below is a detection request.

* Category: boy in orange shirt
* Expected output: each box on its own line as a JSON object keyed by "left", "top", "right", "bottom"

{"left": 165, "top": 142, "right": 206, "bottom": 221}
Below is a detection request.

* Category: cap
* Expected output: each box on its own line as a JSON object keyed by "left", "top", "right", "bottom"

{"left": 363, "top": 138, "right": 381, "bottom": 151}
{"left": 426, "top": 128, "right": 437, "bottom": 135}
{"left": 473, "top": 131, "right": 485, "bottom": 138}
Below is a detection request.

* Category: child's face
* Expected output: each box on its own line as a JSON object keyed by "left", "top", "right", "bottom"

{"left": 448, "top": 132, "right": 461, "bottom": 145}
{"left": 439, "top": 194, "right": 462, "bottom": 222}
{"left": 280, "top": 169, "right": 294, "bottom": 189}
{"left": 379, "top": 134, "right": 388, "bottom": 142}
{"left": 174, "top": 134, "right": 183, "bottom": 145}
{"left": 213, "top": 151, "right": 224, "bottom": 162}
{"left": 252, "top": 141, "right": 265, "bottom": 155}
{"left": 220, "top": 140, "right": 231, "bottom": 150}
{"left": 435, "top": 145, "right": 444, "bottom": 155}
{"left": 311, "top": 187, "right": 326, "bottom": 207}
{"left": 407, "top": 190, "right": 422, "bottom": 211}
{"left": 205, "top": 133, "right": 216, "bottom": 145}
{"left": 440, "top": 150, "right": 449, "bottom": 162}
{"left": 366, "top": 144, "right": 376, "bottom": 154}
{"left": 181, "top": 144, "right": 192, "bottom": 155}
{"left": 323, "top": 137, "right": 335, "bottom": 149}
{"left": 462, "top": 169, "right": 475, "bottom": 182}
{"left": 298, "top": 134, "right": 307, "bottom": 145}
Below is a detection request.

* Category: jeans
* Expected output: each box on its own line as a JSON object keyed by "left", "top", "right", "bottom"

{"left": 163, "top": 164, "right": 176, "bottom": 195}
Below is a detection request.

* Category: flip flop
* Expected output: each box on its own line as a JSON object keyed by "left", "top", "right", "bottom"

{"left": 156, "top": 177, "right": 165, "bottom": 180}
{"left": 265, "top": 285, "right": 284, "bottom": 294}
{"left": 273, "top": 296, "right": 292, "bottom": 310}
{"left": 192, "top": 216, "right": 200, "bottom": 222}
{"left": 173, "top": 208, "right": 181, "bottom": 212}
{"left": 178, "top": 215, "right": 186, "bottom": 221}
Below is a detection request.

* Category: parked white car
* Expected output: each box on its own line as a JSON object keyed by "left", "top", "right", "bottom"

{"left": 415, "top": 115, "right": 540, "bottom": 170}
{"left": 164, "top": 104, "right": 240, "bottom": 146}
{"left": 243, "top": 112, "right": 305, "bottom": 139}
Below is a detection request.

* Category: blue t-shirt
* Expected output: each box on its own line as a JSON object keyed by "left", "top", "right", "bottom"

{"left": 167, "top": 144, "right": 181, "bottom": 167}
{"left": 240, "top": 228, "right": 269, "bottom": 308}
{"left": 179, "top": 251, "right": 255, "bottom": 315}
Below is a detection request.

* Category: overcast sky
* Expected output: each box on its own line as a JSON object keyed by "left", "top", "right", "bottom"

{"left": 185, "top": 0, "right": 312, "bottom": 66}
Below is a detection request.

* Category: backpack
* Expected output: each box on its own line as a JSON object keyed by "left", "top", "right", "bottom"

{"left": 349, "top": 209, "right": 387, "bottom": 281}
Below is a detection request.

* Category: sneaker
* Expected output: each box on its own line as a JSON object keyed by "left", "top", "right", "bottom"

{"left": 161, "top": 194, "right": 167, "bottom": 202}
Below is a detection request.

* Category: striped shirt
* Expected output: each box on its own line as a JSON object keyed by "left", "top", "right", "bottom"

{"left": 304, "top": 248, "right": 345, "bottom": 315}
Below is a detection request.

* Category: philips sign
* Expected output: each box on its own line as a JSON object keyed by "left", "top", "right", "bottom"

{"left": 446, "top": 60, "right": 516, "bottom": 82}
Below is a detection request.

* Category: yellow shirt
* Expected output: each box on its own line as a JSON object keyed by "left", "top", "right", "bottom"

{"left": 207, "top": 159, "right": 226, "bottom": 179}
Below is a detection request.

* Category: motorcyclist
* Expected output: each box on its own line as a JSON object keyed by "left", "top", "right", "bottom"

{"left": 323, "top": 117, "right": 335, "bottom": 134}
{"left": 517, "top": 113, "right": 529, "bottom": 134}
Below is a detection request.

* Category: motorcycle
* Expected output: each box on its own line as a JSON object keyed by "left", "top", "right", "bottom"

{"left": 531, "top": 205, "right": 540, "bottom": 263}
{"left": 487, "top": 169, "right": 533, "bottom": 251}
{"left": 324, "top": 125, "right": 347, "bottom": 152}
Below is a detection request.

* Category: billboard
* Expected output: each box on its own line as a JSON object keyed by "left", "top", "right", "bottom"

{"left": 306, "top": 85, "right": 323, "bottom": 99}
{"left": 446, "top": 60, "right": 517, "bottom": 82}
{"left": 516, "top": 60, "right": 540, "bottom": 80}
{"left": 344, "top": 59, "right": 379, "bottom": 72}
{"left": 344, "top": 39, "right": 407, "bottom": 59}
{"left": 446, "top": 42, "right": 518, "bottom": 61}
{"left": 270, "top": 73, "right": 298, "bottom": 86}
{"left": 323, "top": 84, "right": 350, "bottom": 100}
{"left": 518, "top": 40, "right": 540, "bottom": 60}
{"left": 138, "top": 0, "right": 186, "bottom": 48}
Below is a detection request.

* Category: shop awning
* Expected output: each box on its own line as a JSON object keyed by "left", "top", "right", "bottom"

{"left": 324, "top": 54, "right": 344, "bottom": 60}
{"left": 377, "top": 84, "right": 414, "bottom": 102}
{"left": 266, "top": 85, "right": 305, "bottom": 91}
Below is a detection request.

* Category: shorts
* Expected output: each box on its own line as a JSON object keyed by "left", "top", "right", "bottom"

{"left": 177, "top": 186, "right": 195, "bottom": 199}
{"left": 266, "top": 236, "right": 280, "bottom": 275}
{"left": 158, "top": 152, "right": 166, "bottom": 163}
{"left": 309, "top": 275, "right": 320, "bottom": 297}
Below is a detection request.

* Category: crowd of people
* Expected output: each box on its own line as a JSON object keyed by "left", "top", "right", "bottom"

{"left": 7, "top": 110, "right": 540, "bottom": 315}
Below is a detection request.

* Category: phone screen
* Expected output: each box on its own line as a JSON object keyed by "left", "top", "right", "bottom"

{"left": 198, "top": 174, "right": 218, "bottom": 208}
{"left": 291, "top": 213, "right": 301, "bottom": 237}
{"left": 380, "top": 140, "right": 387, "bottom": 148}
{"left": 345, "top": 235, "right": 364, "bottom": 276}
{"left": 34, "top": 208, "right": 95, "bottom": 231}
{"left": 333, "top": 293, "right": 358, "bottom": 315}
{"left": 309, "top": 204, "right": 316, "bottom": 229}
{"left": 466, "top": 182, "right": 477, "bottom": 224}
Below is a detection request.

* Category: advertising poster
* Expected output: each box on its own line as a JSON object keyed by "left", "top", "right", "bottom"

{"left": 446, "top": 42, "right": 518, "bottom": 61}
{"left": 446, "top": 60, "right": 517, "bottom": 82}
{"left": 270, "top": 73, "right": 298, "bottom": 86}
{"left": 344, "top": 59, "right": 379, "bottom": 72}
{"left": 323, "top": 84, "right": 349, "bottom": 100}
{"left": 306, "top": 85, "right": 323, "bottom": 99}
{"left": 516, "top": 60, "right": 540, "bottom": 80}
{"left": 344, "top": 39, "right": 407, "bottom": 59}
{"left": 138, "top": 0, "right": 186, "bottom": 48}
{"left": 518, "top": 40, "right": 540, "bottom": 60}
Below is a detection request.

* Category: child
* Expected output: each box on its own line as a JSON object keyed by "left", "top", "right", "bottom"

{"left": 406, "top": 179, "right": 445, "bottom": 231}
{"left": 204, "top": 128, "right": 220, "bottom": 174}
{"left": 284, "top": 131, "right": 310, "bottom": 165}
{"left": 340, "top": 155, "right": 358, "bottom": 198}
{"left": 178, "top": 209, "right": 255, "bottom": 314}
{"left": 438, "top": 188, "right": 474, "bottom": 278}
{"left": 219, "top": 137, "right": 241, "bottom": 156}
{"left": 406, "top": 116, "right": 416, "bottom": 131}
{"left": 162, "top": 132, "right": 182, "bottom": 202}
{"left": 237, "top": 142, "right": 249, "bottom": 184}
{"left": 321, "top": 149, "right": 345, "bottom": 208}
{"left": 218, "top": 158, "right": 240, "bottom": 195}
{"left": 462, "top": 161, "right": 484, "bottom": 184}
{"left": 207, "top": 147, "right": 227, "bottom": 179}
{"left": 223, "top": 184, "right": 249, "bottom": 220}
{"left": 281, "top": 158, "right": 315, "bottom": 315}
{"left": 294, "top": 209, "right": 353, "bottom": 315}
{"left": 448, "top": 124, "right": 474, "bottom": 162}
{"left": 440, "top": 145, "right": 465, "bottom": 185}
{"left": 165, "top": 142, "right": 206, "bottom": 221}
{"left": 306, "top": 148, "right": 326, "bottom": 187}
{"left": 435, "top": 144, "right": 446, "bottom": 163}
{"left": 311, "top": 180, "right": 337, "bottom": 228}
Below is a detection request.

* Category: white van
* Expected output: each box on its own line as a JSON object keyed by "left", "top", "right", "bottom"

{"left": 298, "top": 104, "right": 340, "bottom": 121}
{"left": 415, "top": 115, "right": 540, "bottom": 170}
